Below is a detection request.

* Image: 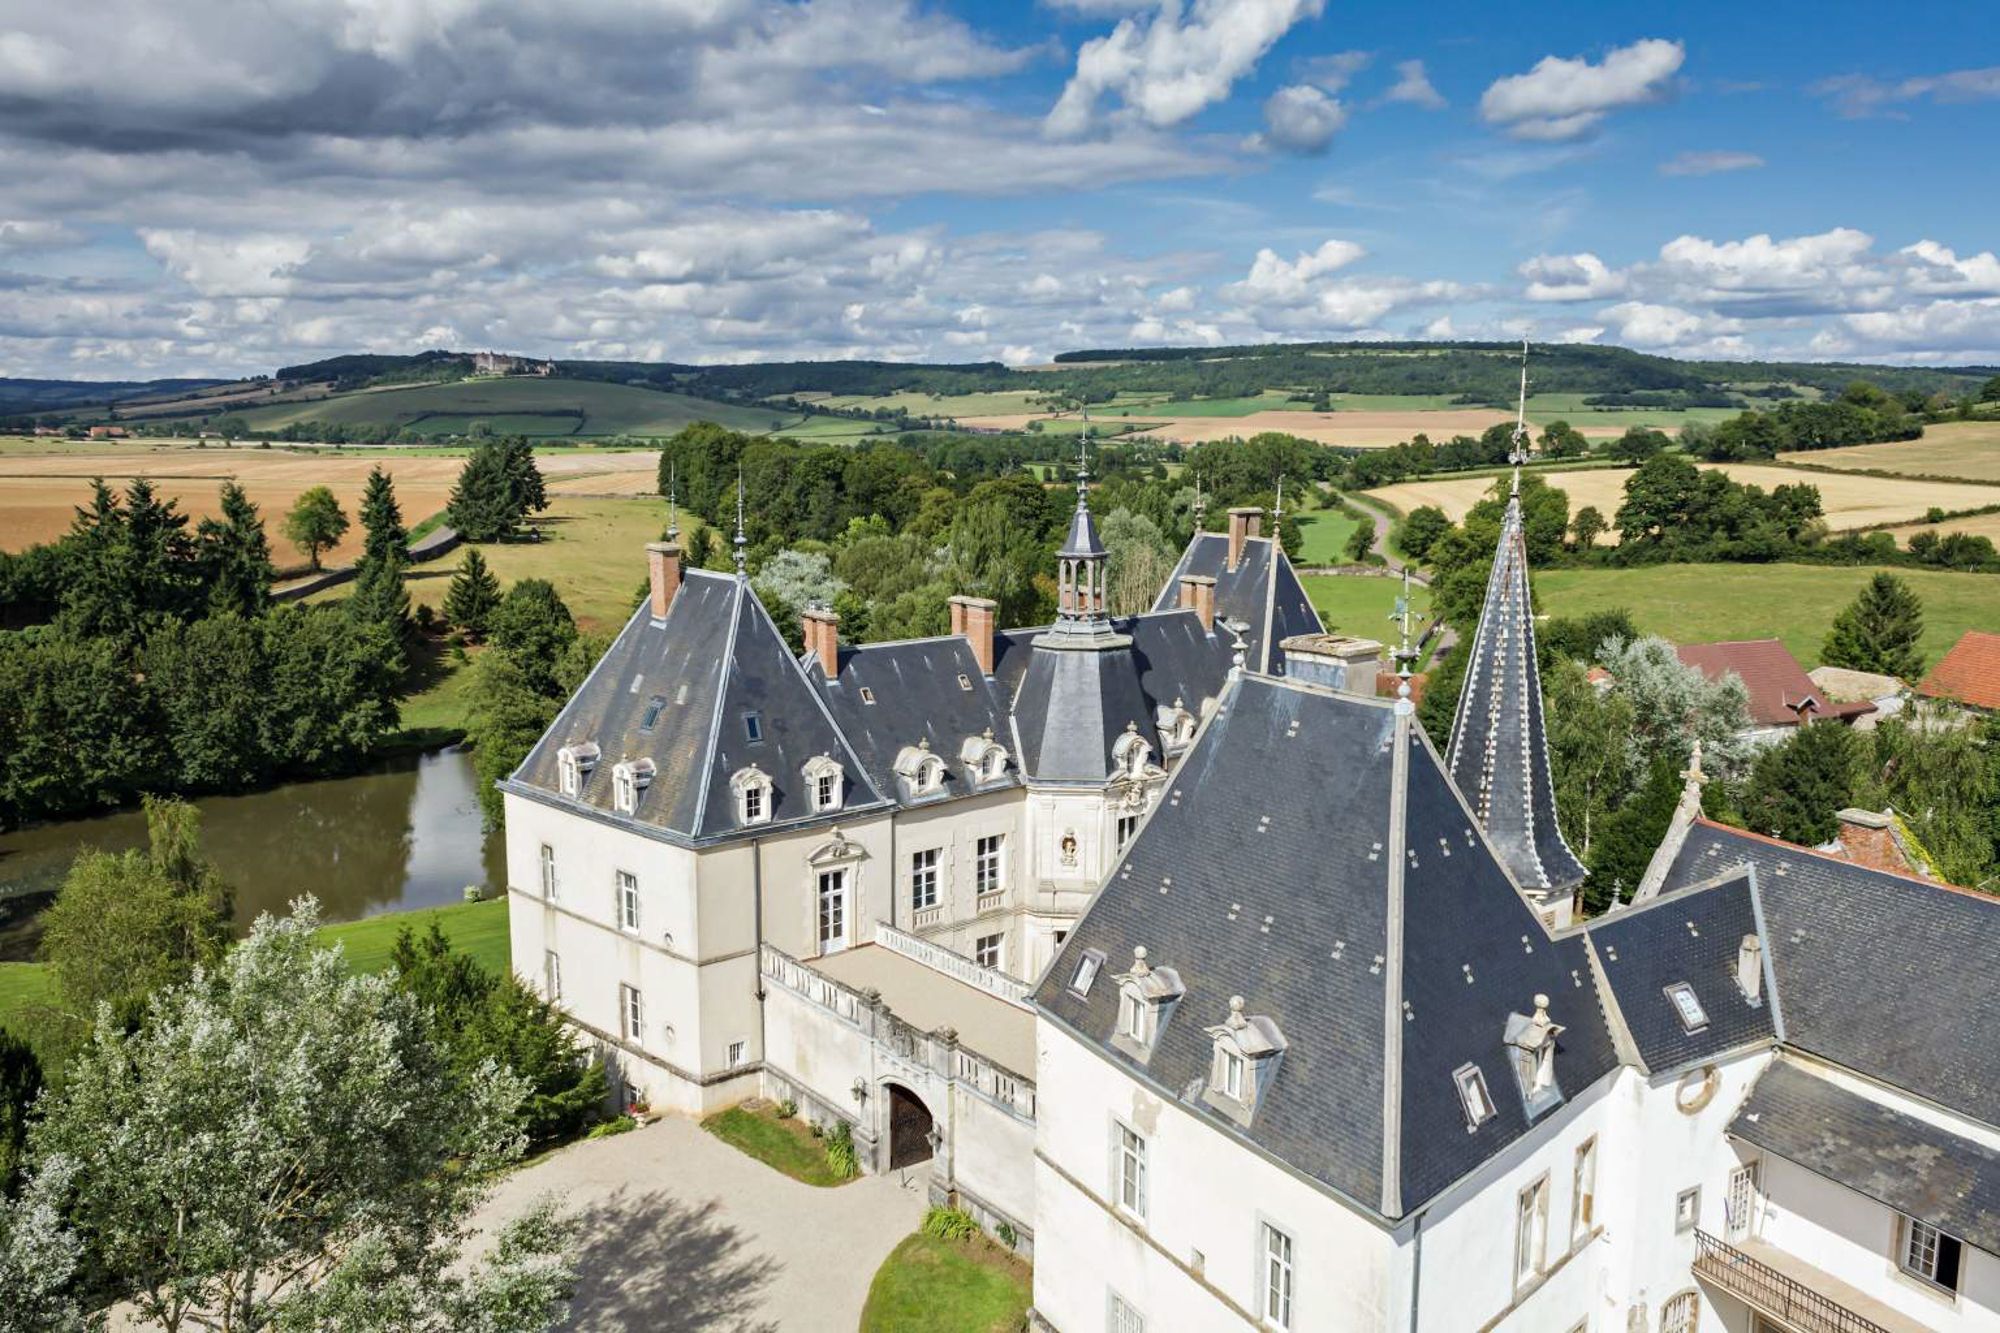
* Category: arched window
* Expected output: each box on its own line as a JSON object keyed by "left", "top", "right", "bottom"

{"left": 802, "top": 755, "right": 844, "bottom": 814}
{"left": 556, "top": 742, "right": 600, "bottom": 797}
{"left": 731, "top": 765, "right": 774, "bottom": 825}
{"left": 611, "top": 758, "right": 655, "bottom": 815}
{"left": 1111, "top": 723, "right": 1152, "bottom": 780}
{"left": 1660, "top": 1291, "right": 1699, "bottom": 1333}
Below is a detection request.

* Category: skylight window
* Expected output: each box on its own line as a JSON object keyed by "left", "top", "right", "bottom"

{"left": 743, "top": 712, "right": 763, "bottom": 743}
{"left": 958, "top": 673, "right": 973, "bottom": 691}
{"left": 1454, "top": 1063, "right": 1495, "bottom": 1130}
{"left": 858, "top": 686, "right": 876, "bottom": 705}
{"left": 640, "top": 696, "right": 666, "bottom": 731}
{"left": 1070, "top": 948, "right": 1105, "bottom": 997}
{"left": 1666, "top": 982, "right": 1709, "bottom": 1033}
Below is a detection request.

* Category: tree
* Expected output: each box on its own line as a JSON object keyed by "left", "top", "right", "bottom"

{"left": 1101, "top": 508, "right": 1176, "bottom": 616}
{"left": 1980, "top": 374, "right": 2000, "bottom": 404}
{"left": 442, "top": 548, "right": 502, "bottom": 639}
{"left": 258, "top": 605, "right": 403, "bottom": 769}
{"left": 0, "top": 1031, "right": 40, "bottom": 1189}
{"left": 1740, "top": 721, "right": 1861, "bottom": 845}
{"left": 447, "top": 439, "right": 546, "bottom": 541}
{"left": 1585, "top": 755, "right": 1684, "bottom": 907}
{"left": 196, "top": 482, "right": 274, "bottom": 616}
{"left": 752, "top": 549, "right": 847, "bottom": 650}
{"left": 1609, "top": 426, "right": 1669, "bottom": 465}
{"left": 465, "top": 651, "right": 560, "bottom": 829}
{"left": 1399, "top": 506, "right": 1451, "bottom": 562}
{"left": 0, "top": 1156, "right": 93, "bottom": 1333}
{"left": 1857, "top": 702, "right": 1999, "bottom": 888}
{"left": 26, "top": 901, "right": 575, "bottom": 1332}
{"left": 1344, "top": 521, "right": 1376, "bottom": 563}
{"left": 1571, "top": 506, "right": 1606, "bottom": 551}
{"left": 1821, "top": 572, "right": 1925, "bottom": 679}
{"left": 1544, "top": 657, "right": 1636, "bottom": 870}
{"left": 282, "top": 486, "right": 349, "bottom": 571}
{"left": 357, "top": 466, "right": 408, "bottom": 566}
{"left": 489, "top": 579, "right": 579, "bottom": 697}
{"left": 1597, "top": 635, "right": 1753, "bottom": 777}
{"left": 1538, "top": 420, "right": 1588, "bottom": 459}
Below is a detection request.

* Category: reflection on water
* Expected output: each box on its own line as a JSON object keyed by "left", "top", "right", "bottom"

{"left": 0, "top": 748, "right": 504, "bottom": 960}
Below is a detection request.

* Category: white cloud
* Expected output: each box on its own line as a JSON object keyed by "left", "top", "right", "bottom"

{"left": 139, "top": 229, "right": 311, "bottom": 297}
{"left": 1659, "top": 150, "right": 1764, "bottom": 177}
{"left": 0, "top": 218, "right": 79, "bottom": 251}
{"left": 1479, "top": 38, "right": 1684, "bottom": 141}
{"left": 1656, "top": 227, "right": 1876, "bottom": 297}
{"left": 1814, "top": 65, "right": 2000, "bottom": 118}
{"left": 1381, "top": 58, "right": 1445, "bottom": 110}
{"left": 1519, "top": 252, "right": 1627, "bottom": 301}
{"left": 1599, "top": 300, "right": 1743, "bottom": 353}
{"left": 1896, "top": 240, "right": 2000, "bottom": 295}
{"left": 1228, "top": 238, "right": 1365, "bottom": 303}
{"left": 1258, "top": 84, "right": 1347, "bottom": 154}
{"left": 1296, "top": 49, "right": 1370, "bottom": 92}
{"left": 1047, "top": 0, "right": 1325, "bottom": 136}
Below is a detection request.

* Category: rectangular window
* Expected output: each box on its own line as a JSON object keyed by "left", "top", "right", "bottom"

{"left": 543, "top": 950, "right": 562, "bottom": 1001}
{"left": 1116, "top": 813, "right": 1140, "bottom": 850}
{"left": 1218, "top": 1047, "right": 1245, "bottom": 1098}
{"left": 1515, "top": 1176, "right": 1549, "bottom": 1286}
{"left": 742, "top": 712, "right": 763, "bottom": 743}
{"left": 639, "top": 695, "right": 666, "bottom": 730}
{"left": 815, "top": 771, "right": 837, "bottom": 810}
{"left": 1070, "top": 949, "right": 1103, "bottom": 996}
{"left": 1115, "top": 1123, "right": 1148, "bottom": 1220}
{"left": 1108, "top": 1292, "right": 1145, "bottom": 1333}
{"left": 619, "top": 983, "right": 643, "bottom": 1044}
{"left": 617, "top": 870, "right": 639, "bottom": 931}
{"left": 742, "top": 783, "right": 765, "bottom": 823}
{"left": 539, "top": 843, "right": 557, "bottom": 900}
{"left": 975, "top": 933, "right": 1002, "bottom": 970}
{"left": 1665, "top": 982, "right": 1708, "bottom": 1032}
{"left": 1261, "top": 1222, "right": 1295, "bottom": 1329}
{"left": 1572, "top": 1138, "right": 1598, "bottom": 1242}
{"left": 910, "top": 847, "right": 940, "bottom": 910}
{"left": 1121, "top": 991, "right": 1145, "bottom": 1041}
{"left": 1900, "top": 1216, "right": 1963, "bottom": 1292}
{"left": 1454, "top": 1063, "right": 1495, "bottom": 1128}
{"left": 1674, "top": 1186, "right": 1700, "bottom": 1234}
{"left": 817, "top": 869, "right": 847, "bottom": 950}
{"left": 1726, "top": 1160, "right": 1758, "bottom": 1240}
{"left": 976, "top": 834, "right": 1004, "bottom": 896}
{"left": 727, "top": 1040, "right": 747, "bottom": 1068}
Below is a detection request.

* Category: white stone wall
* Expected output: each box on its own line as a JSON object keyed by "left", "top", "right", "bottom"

{"left": 892, "top": 788, "right": 1026, "bottom": 972}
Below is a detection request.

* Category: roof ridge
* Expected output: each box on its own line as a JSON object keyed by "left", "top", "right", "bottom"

{"left": 1378, "top": 707, "right": 1410, "bottom": 1219}
{"left": 1691, "top": 817, "right": 1983, "bottom": 896}
{"left": 689, "top": 576, "right": 747, "bottom": 835}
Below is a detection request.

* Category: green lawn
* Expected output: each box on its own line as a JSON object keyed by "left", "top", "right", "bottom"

{"left": 859, "top": 1232, "right": 1032, "bottom": 1333}
{"left": 702, "top": 1103, "right": 853, "bottom": 1187}
{"left": 1293, "top": 508, "right": 1363, "bottom": 563}
{"left": 1302, "top": 573, "right": 1431, "bottom": 642}
{"left": 236, "top": 377, "right": 791, "bottom": 439}
{"left": 1533, "top": 563, "right": 2000, "bottom": 666}
{"left": 0, "top": 897, "right": 510, "bottom": 1036}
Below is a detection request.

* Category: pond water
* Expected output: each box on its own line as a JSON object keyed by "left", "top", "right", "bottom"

{"left": 0, "top": 748, "right": 504, "bottom": 961}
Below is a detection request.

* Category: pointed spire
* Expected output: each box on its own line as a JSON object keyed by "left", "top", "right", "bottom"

{"left": 1392, "top": 566, "right": 1416, "bottom": 715}
{"left": 1054, "top": 428, "right": 1109, "bottom": 630}
{"left": 1271, "top": 476, "right": 1285, "bottom": 552}
{"left": 1444, "top": 447, "right": 1586, "bottom": 897}
{"left": 733, "top": 467, "right": 748, "bottom": 578}
{"left": 1192, "top": 471, "right": 1207, "bottom": 528}
{"left": 666, "top": 460, "right": 680, "bottom": 543}
{"left": 1510, "top": 338, "right": 1530, "bottom": 497}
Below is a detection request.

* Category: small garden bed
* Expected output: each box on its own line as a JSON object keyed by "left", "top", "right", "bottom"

{"left": 860, "top": 1214, "right": 1031, "bottom": 1332}
{"left": 701, "top": 1099, "right": 855, "bottom": 1188}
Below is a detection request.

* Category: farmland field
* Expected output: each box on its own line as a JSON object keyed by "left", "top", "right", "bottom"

{"left": 1780, "top": 420, "right": 2000, "bottom": 482}
{"left": 1533, "top": 564, "right": 1997, "bottom": 666}
{"left": 1366, "top": 464, "right": 2000, "bottom": 537}
{"left": 1301, "top": 572, "right": 1431, "bottom": 641}
{"left": 819, "top": 390, "right": 1042, "bottom": 417}
{"left": 234, "top": 376, "right": 791, "bottom": 438}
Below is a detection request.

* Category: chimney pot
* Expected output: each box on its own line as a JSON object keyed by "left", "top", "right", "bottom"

{"left": 1737, "top": 934, "right": 1764, "bottom": 1002}
{"left": 1180, "top": 574, "right": 1217, "bottom": 633}
{"left": 804, "top": 606, "right": 840, "bottom": 679}
{"left": 950, "top": 594, "right": 998, "bottom": 676}
{"left": 1226, "top": 506, "right": 1262, "bottom": 572}
{"left": 645, "top": 541, "right": 682, "bottom": 621}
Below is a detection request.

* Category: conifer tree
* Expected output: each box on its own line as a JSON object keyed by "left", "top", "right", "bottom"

{"left": 1820, "top": 572, "right": 1925, "bottom": 679}
{"left": 446, "top": 442, "right": 521, "bottom": 541}
{"left": 442, "top": 547, "right": 502, "bottom": 639}
{"left": 357, "top": 465, "right": 408, "bottom": 566}
{"left": 197, "top": 481, "right": 274, "bottom": 616}
{"left": 1740, "top": 720, "right": 1861, "bottom": 846}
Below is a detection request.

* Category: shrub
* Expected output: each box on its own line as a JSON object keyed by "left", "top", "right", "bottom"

{"left": 921, "top": 1206, "right": 980, "bottom": 1243}
{"left": 995, "top": 1221, "right": 1018, "bottom": 1250}
{"left": 825, "top": 1119, "right": 859, "bottom": 1179}
{"left": 586, "top": 1115, "right": 637, "bottom": 1140}
{"left": 777, "top": 1098, "right": 798, "bottom": 1120}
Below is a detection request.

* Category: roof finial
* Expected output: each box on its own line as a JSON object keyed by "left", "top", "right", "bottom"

{"left": 666, "top": 460, "right": 680, "bottom": 543}
{"left": 1075, "top": 433, "right": 1092, "bottom": 511}
{"left": 733, "top": 466, "right": 748, "bottom": 578}
{"left": 1510, "top": 337, "right": 1530, "bottom": 497}
{"left": 1192, "top": 471, "right": 1207, "bottom": 527}
{"left": 1271, "top": 475, "right": 1284, "bottom": 551}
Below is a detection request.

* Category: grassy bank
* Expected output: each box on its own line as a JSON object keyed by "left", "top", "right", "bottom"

{"left": 1303, "top": 573, "right": 1431, "bottom": 641}
{"left": 702, "top": 1102, "right": 855, "bottom": 1187}
{"left": 860, "top": 1230, "right": 1032, "bottom": 1332}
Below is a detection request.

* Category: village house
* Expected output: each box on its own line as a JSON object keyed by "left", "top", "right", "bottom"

{"left": 1920, "top": 630, "right": 2000, "bottom": 714}
{"left": 1677, "top": 638, "right": 1876, "bottom": 746}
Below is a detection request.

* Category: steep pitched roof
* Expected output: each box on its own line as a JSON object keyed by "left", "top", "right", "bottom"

{"left": 1034, "top": 674, "right": 1619, "bottom": 1221}
{"left": 1919, "top": 629, "right": 2000, "bottom": 711}
{"left": 508, "top": 570, "right": 888, "bottom": 842}
{"left": 804, "top": 635, "right": 1019, "bottom": 802}
{"left": 1444, "top": 489, "right": 1587, "bottom": 894}
{"left": 1152, "top": 532, "right": 1322, "bottom": 676}
{"left": 1655, "top": 820, "right": 2000, "bottom": 1125}
{"left": 1677, "top": 639, "right": 1872, "bottom": 727}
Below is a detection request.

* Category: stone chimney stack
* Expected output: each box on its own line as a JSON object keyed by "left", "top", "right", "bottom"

{"left": 803, "top": 606, "right": 840, "bottom": 679}
{"left": 645, "top": 541, "right": 682, "bottom": 621}
{"left": 1178, "top": 574, "right": 1217, "bottom": 633}
{"left": 950, "top": 595, "right": 998, "bottom": 676}
{"left": 1226, "top": 506, "right": 1262, "bottom": 572}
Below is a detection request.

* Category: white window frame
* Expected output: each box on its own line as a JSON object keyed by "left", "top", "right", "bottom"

{"left": 1070, "top": 949, "right": 1104, "bottom": 996}
{"left": 727, "top": 1040, "right": 747, "bottom": 1068}
{"left": 1120, "top": 990, "right": 1146, "bottom": 1042}
{"left": 1260, "top": 1221, "right": 1295, "bottom": 1329}
{"left": 741, "top": 781, "right": 767, "bottom": 824}
{"left": 539, "top": 842, "right": 557, "bottom": 900}
{"left": 1659, "top": 1290, "right": 1699, "bottom": 1333}
{"left": 1219, "top": 1046, "right": 1246, "bottom": 1099}
{"left": 815, "top": 771, "right": 837, "bottom": 811}
{"left": 1114, "top": 1121, "right": 1148, "bottom": 1221}
{"left": 1899, "top": 1215, "right": 1964, "bottom": 1293}
{"left": 974, "top": 933, "right": 1002, "bottom": 971}
{"left": 817, "top": 868, "right": 849, "bottom": 953}
{"left": 1108, "top": 1291, "right": 1145, "bottom": 1333}
{"left": 613, "top": 765, "right": 637, "bottom": 814}
{"left": 975, "top": 834, "right": 1004, "bottom": 896}
{"left": 1116, "top": 813, "right": 1140, "bottom": 850}
{"left": 1572, "top": 1137, "right": 1598, "bottom": 1243}
{"left": 619, "top": 983, "right": 643, "bottom": 1045}
{"left": 1725, "top": 1159, "right": 1759, "bottom": 1241}
{"left": 1515, "top": 1174, "right": 1549, "bottom": 1287}
{"left": 558, "top": 751, "right": 580, "bottom": 796}
{"left": 804, "top": 755, "right": 843, "bottom": 813}
{"left": 1674, "top": 1186, "right": 1701, "bottom": 1234}
{"left": 543, "top": 950, "right": 561, "bottom": 1002}
{"left": 910, "top": 847, "right": 940, "bottom": 910}
{"left": 616, "top": 870, "right": 640, "bottom": 932}
{"left": 1454, "top": 1062, "right": 1495, "bottom": 1129}
{"left": 1665, "top": 982, "right": 1709, "bottom": 1033}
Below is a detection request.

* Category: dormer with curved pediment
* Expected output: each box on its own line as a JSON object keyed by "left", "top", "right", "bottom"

{"left": 611, "top": 757, "right": 655, "bottom": 815}
{"left": 893, "top": 738, "right": 948, "bottom": 799}
{"left": 731, "top": 764, "right": 774, "bottom": 826}
{"left": 557, "top": 741, "right": 601, "bottom": 798}
{"left": 1155, "top": 697, "right": 1198, "bottom": 756}
{"left": 801, "top": 753, "right": 844, "bottom": 814}
{"left": 959, "top": 729, "right": 1010, "bottom": 787}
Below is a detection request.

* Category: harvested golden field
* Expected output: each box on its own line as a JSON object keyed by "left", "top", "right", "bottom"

{"left": 0, "top": 446, "right": 659, "bottom": 567}
{"left": 1366, "top": 463, "right": 2000, "bottom": 539}
{"left": 1781, "top": 420, "right": 2000, "bottom": 482}
{"left": 1122, "top": 408, "right": 1522, "bottom": 447}
{"left": 1879, "top": 510, "right": 2000, "bottom": 546}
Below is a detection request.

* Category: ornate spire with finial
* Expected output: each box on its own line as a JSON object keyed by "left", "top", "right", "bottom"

{"left": 1050, "top": 428, "right": 1110, "bottom": 629}
{"left": 666, "top": 460, "right": 680, "bottom": 543}
{"left": 1191, "top": 471, "right": 1207, "bottom": 528}
{"left": 1392, "top": 566, "right": 1416, "bottom": 714}
{"left": 1271, "top": 475, "right": 1285, "bottom": 552}
{"left": 733, "top": 466, "right": 748, "bottom": 578}
{"left": 1510, "top": 337, "right": 1530, "bottom": 497}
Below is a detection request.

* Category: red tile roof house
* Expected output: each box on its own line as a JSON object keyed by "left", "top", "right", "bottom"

{"left": 1919, "top": 629, "right": 2000, "bottom": 713}
{"left": 1676, "top": 638, "right": 1875, "bottom": 746}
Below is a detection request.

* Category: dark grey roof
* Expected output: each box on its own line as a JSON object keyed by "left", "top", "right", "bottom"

{"left": 1152, "top": 533, "right": 1322, "bottom": 676}
{"left": 1444, "top": 492, "right": 1586, "bottom": 894}
{"left": 1658, "top": 822, "right": 2000, "bottom": 1126}
{"left": 1060, "top": 496, "right": 1106, "bottom": 559}
{"left": 1586, "top": 869, "right": 1778, "bottom": 1074}
{"left": 1010, "top": 640, "right": 1163, "bottom": 784}
{"left": 804, "top": 636, "right": 1020, "bottom": 801}
{"left": 1733, "top": 1059, "right": 2000, "bottom": 1255}
{"left": 509, "top": 571, "right": 889, "bottom": 842}
{"left": 1034, "top": 674, "right": 1619, "bottom": 1220}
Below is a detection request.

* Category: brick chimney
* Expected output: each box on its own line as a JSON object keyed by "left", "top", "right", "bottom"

{"left": 803, "top": 606, "right": 840, "bottom": 678}
{"left": 645, "top": 541, "right": 682, "bottom": 621}
{"left": 1226, "top": 506, "right": 1262, "bottom": 572}
{"left": 950, "top": 594, "right": 998, "bottom": 676}
{"left": 1830, "top": 808, "right": 1926, "bottom": 878}
{"left": 1178, "top": 574, "right": 1217, "bottom": 633}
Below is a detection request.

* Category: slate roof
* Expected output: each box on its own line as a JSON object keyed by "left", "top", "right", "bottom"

{"left": 1153, "top": 533, "right": 1322, "bottom": 676}
{"left": 804, "top": 635, "right": 1019, "bottom": 802}
{"left": 1034, "top": 674, "right": 1620, "bottom": 1221}
{"left": 507, "top": 570, "right": 889, "bottom": 843}
{"left": 1677, "top": 639, "right": 1873, "bottom": 727}
{"left": 1444, "top": 489, "right": 1587, "bottom": 894}
{"left": 1655, "top": 820, "right": 2000, "bottom": 1126}
{"left": 1919, "top": 629, "right": 2000, "bottom": 711}
{"left": 1585, "top": 869, "right": 1779, "bottom": 1075}
{"left": 1733, "top": 1058, "right": 2000, "bottom": 1255}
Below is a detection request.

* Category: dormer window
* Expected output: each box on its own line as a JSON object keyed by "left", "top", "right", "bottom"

{"left": 1736, "top": 935, "right": 1764, "bottom": 1005}
{"left": 1203, "top": 995, "right": 1287, "bottom": 1125}
{"left": 1155, "top": 697, "right": 1198, "bottom": 755}
{"left": 802, "top": 755, "right": 844, "bottom": 814}
{"left": 556, "top": 742, "right": 601, "bottom": 797}
{"left": 959, "top": 729, "right": 1009, "bottom": 786}
{"left": 1666, "top": 982, "right": 1709, "bottom": 1032}
{"left": 1111, "top": 723, "right": 1152, "bottom": 781}
{"left": 731, "top": 765, "right": 774, "bottom": 826}
{"left": 894, "top": 738, "right": 947, "bottom": 797}
{"left": 611, "top": 758, "right": 655, "bottom": 814}
{"left": 1070, "top": 948, "right": 1105, "bottom": 997}
{"left": 1503, "top": 994, "right": 1565, "bottom": 1119}
{"left": 1110, "top": 946, "right": 1184, "bottom": 1057}
{"left": 1454, "top": 1063, "right": 1496, "bottom": 1130}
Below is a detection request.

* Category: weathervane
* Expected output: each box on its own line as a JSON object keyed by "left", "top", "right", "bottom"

{"left": 1391, "top": 565, "right": 1417, "bottom": 692}
{"left": 666, "top": 460, "right": 680, "bottom": 543}
{"left": 733, "top": 466, "right": 748, "bottom": 577}
{"left": 1191, "top": 472, "right": 1207, "bottom": 527}
{"left": 1271, "top": 476, "right": 1285, "bottom": 552}
{"left": 1510, "top": 337, "right": 1530, "bottom": 496}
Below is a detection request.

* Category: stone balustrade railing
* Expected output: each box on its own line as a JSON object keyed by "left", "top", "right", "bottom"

{"left": 872, "top": 923, "right": 1034, "bottom": 1010}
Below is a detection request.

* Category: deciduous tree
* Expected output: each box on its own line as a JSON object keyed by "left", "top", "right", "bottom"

{"left": 282, "top": 486, "right": 349, "bottom": 571}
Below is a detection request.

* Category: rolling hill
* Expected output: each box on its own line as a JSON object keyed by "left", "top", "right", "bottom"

{"left": 232, "top": 376, "right": 798, "bottom": 439}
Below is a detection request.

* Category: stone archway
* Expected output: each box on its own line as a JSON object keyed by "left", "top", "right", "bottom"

{"left": 884, "top": 1082, "right": 934, "bottom": 1170}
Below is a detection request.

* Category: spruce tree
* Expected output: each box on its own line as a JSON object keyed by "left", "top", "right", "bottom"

{"left": 1740, "top": 720, "right": 1861, "bottom": 846}
{"left": 1820, "top": 572, "right": 1925, "bottom": 679}
{"left": 442, "top": 548, "right": 502, "bottom": 639}
{"left": 501, "top": 437, "right": 547, "bottom": 516}
{"left": 358, "top": 465, "right": 408, "bottom": 566}
{"left": 197, "top": 481, "right": 274, "bottom": 616}
{"left": 445, "top": 442, "right": 518, "bottom": 541}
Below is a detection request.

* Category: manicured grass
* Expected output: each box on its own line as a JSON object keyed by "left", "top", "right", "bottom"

{"left": 1533, "top": 563, "right": 2000, "bottom": 667}
{"left": 236, "top": 377, "right": 791, "bottom": 438}
{"left": 702, "top": 1102, "right": 853, "bottom": 1187}
{"left": 1293, "top": 507, "right": 1363, "bottom": 564}
{"left": 1302, "top": 573, "right": 1431, "bottom": 642}
{"left": 860, "top": 1231, "right": 1032, "bottom": 1333}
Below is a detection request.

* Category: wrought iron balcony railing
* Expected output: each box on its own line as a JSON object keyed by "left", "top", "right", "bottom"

{"left": 1693, "top": 1230, "right": 1893, "bottom": 1333}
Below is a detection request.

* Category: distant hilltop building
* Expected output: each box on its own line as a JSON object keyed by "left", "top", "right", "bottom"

{"left": 470, "top": 350, "right": 553, "bottom": 377}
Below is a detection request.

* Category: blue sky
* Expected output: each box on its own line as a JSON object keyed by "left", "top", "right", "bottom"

{"left": 0, "top": 0, "right": 1995, "bottom": 378}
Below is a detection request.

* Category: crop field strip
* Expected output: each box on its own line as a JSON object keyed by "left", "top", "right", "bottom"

{"left": 1777, "top": 420, "right": 2000, "bottom": 482}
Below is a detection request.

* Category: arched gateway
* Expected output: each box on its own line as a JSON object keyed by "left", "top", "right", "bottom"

{"left": 884, "top": 1082, "right": 934, "bottom": 1170}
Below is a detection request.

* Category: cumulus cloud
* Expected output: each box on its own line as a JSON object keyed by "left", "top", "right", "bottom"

{"left": 1479, "top": 38, "right": 1684, "bottom": 141}
{"left": 1518, "top": 252, "right": 1627, "bottom": 302}
{"left": 0, "top": 219, "right": 79, "bottom": 251}
{"left": 1257, "top": 84, "right": 1347, "bottom": 153}
{"left": 1381, "top": 59, "right": 1446, "bottom": 110}
{"left": 1047, "top": 0, "right": 1325, "bottom": 136}
{"left": 1229, "top": 239, "right": 1365, "bottom": 302}
{"left": 1659, "top": 150, "right": 1764, "bottom": 176}
{"left": 1599, "top": 300, "right": 1744, "bottom": 353}
{"left": 1814, "top": 65, "right": 2000, "bottom": 118}
{"left": 1655, "top": 227, "right": 1876, "bottom": 300}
